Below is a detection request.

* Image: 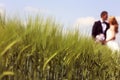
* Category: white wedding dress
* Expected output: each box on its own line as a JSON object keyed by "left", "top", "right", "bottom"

{"left": 106, "top": 28, "right": 120, "bottom": 52}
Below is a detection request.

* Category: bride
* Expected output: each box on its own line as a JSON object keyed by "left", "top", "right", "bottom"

{"left": 105, "top": 16, "right": 120, "bottom": 52}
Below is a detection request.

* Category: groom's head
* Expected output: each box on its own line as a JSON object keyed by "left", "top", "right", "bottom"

{"left": 101, "top": 11, "right": 108, "bottom": 21}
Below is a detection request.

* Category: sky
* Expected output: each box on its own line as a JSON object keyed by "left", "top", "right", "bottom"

{"left": 0, "top": 0, "right": 120, "bottom": 39}
{"left": 0, "top": 0, "right": 120, "bottom": 23}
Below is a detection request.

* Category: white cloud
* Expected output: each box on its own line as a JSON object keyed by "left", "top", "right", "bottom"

{"left": 24, "top": 6, "right": 39, "bottom": 13}
{"left": 75, "top": 16, "right": 120, "bottom": 27}
{"left": 24, "top": 6, "right": 50, "bottom": 14}
{"left": 116, "top": 16, "right": 120, "bottom": 23}
{"left": 0, "top": 3, "right": 5, "bottom": 17}
{"left": 74, "top": 17, "right": 96, "bottom": 27}
{"left": 73, "top": 17, "right": 96, "bottom": 36}
{"left": 114, "top": 16, "right": 120, "bottom": 43}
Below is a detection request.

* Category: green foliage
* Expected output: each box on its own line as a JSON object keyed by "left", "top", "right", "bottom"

{"left": 0, "top": 16, "right": 120, "bottom": 80}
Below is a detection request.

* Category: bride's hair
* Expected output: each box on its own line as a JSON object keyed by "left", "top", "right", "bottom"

{"left": 109, "top": 16, "right": 119, "bottom": 33}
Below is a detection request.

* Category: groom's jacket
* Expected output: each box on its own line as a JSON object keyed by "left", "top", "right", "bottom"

{"left": 92, "top": 20, "right": 109, "bottom": 39}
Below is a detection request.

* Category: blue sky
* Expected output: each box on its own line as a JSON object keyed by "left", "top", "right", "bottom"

{"left": 0, "top": 0, "right": 120, "bottom": 36}
{"left": 0, "top": 0, "right": 120, "bottom": 24}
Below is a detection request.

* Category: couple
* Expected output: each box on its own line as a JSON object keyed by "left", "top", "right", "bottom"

{"left": 92, "top": 11, "right": 119, "bottom": 52}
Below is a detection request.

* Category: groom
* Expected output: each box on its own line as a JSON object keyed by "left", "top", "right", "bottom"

{"left": 92, "top": 11, "right": 109, "bottom": 44}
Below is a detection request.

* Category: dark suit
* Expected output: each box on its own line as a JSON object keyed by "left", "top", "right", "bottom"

{"left": 92, "top": 20, "right": 109, "bottom": 39}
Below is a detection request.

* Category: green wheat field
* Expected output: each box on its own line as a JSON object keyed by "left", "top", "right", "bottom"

{"left": 0, "top": 15, "right": 120, "bottom": 80}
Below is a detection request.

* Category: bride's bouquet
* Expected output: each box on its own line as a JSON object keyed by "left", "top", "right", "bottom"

{"left": 95, "top": 34, "right": 105, "bottom": 43}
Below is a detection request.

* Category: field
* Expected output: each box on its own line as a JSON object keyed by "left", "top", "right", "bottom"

{"left": 0, "top": 16, "right": 120, "bottom": 80}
